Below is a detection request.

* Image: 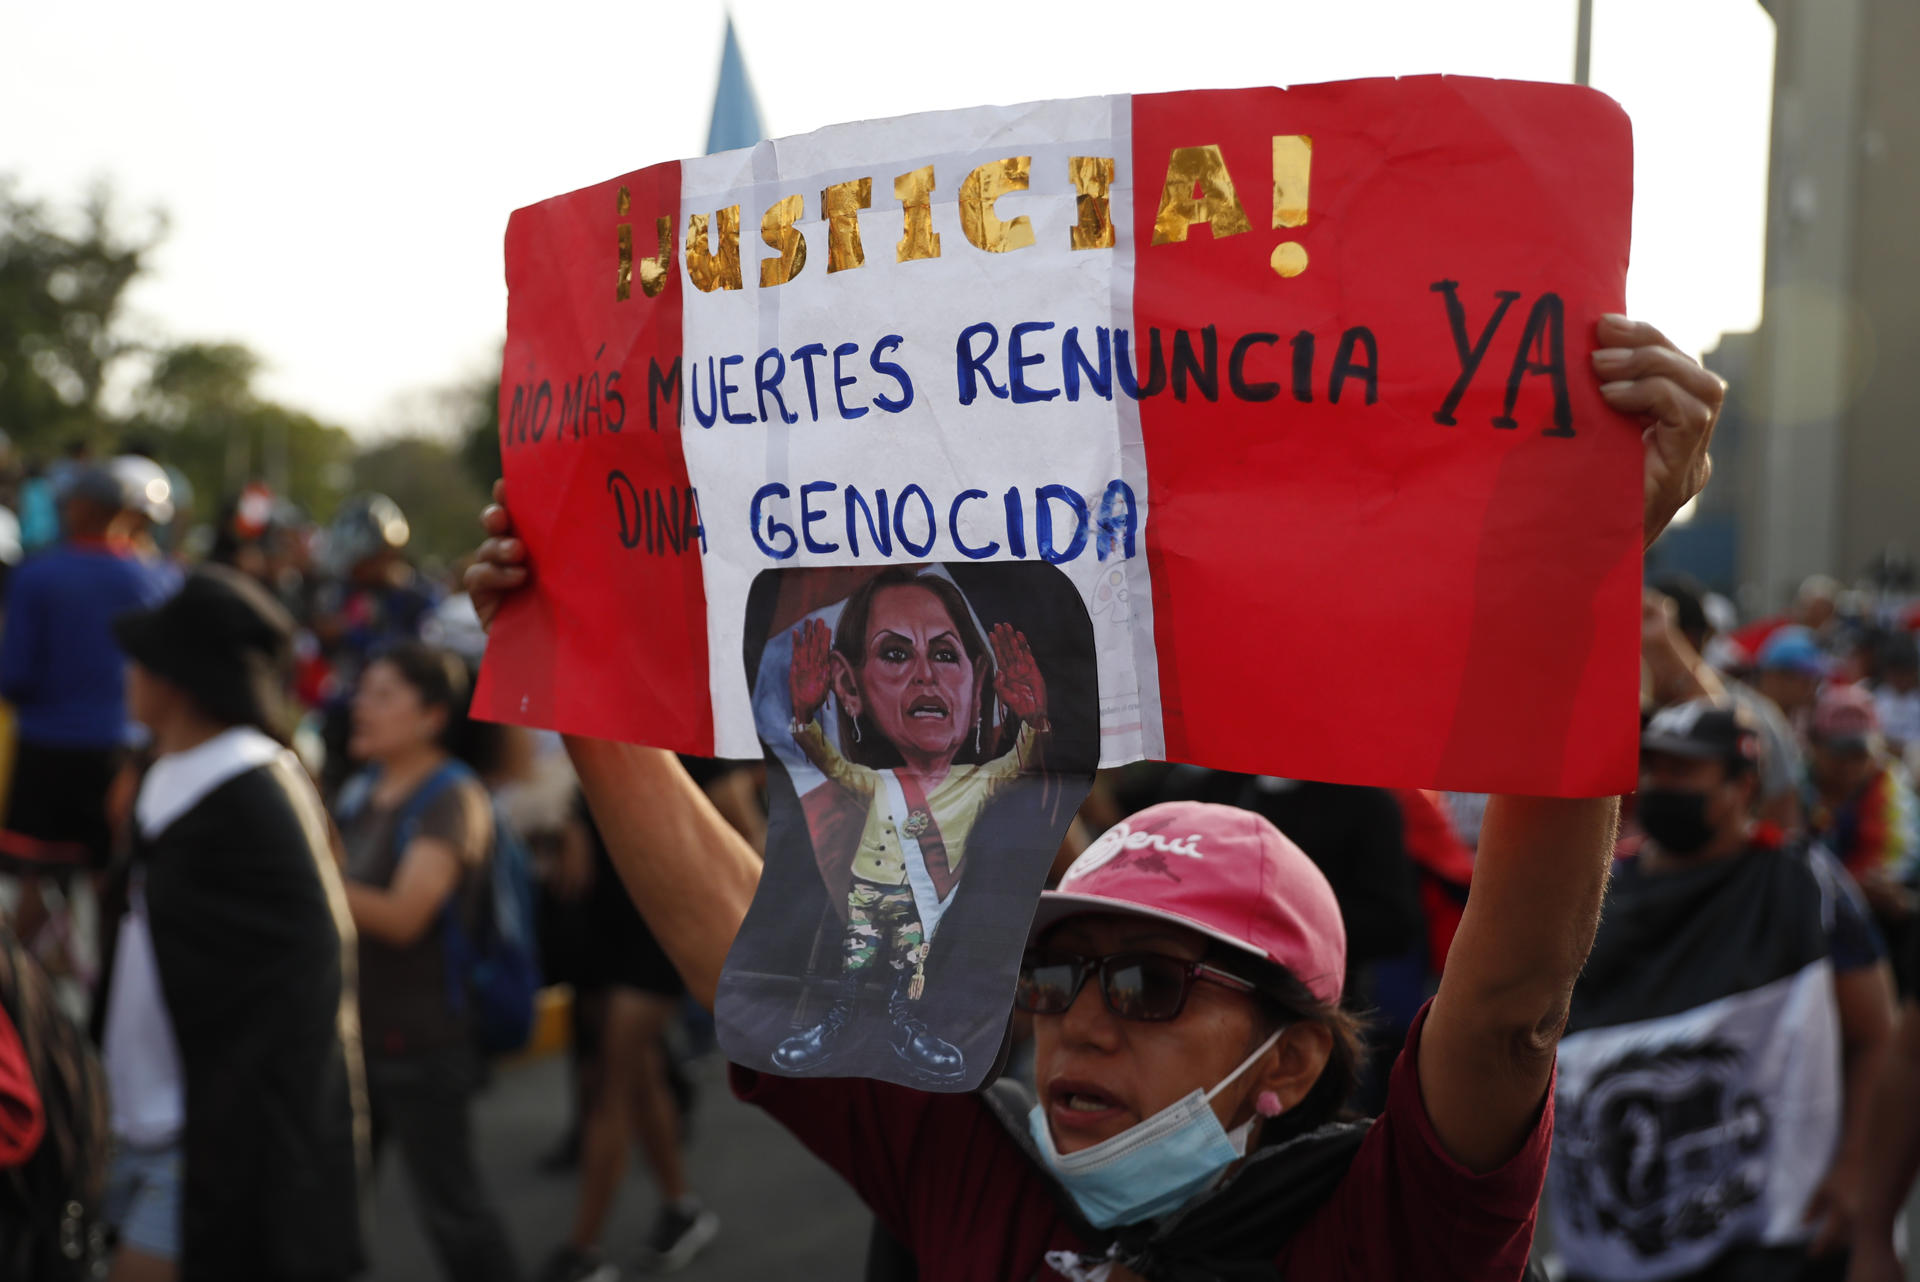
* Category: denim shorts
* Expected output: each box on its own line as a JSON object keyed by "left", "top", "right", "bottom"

{"left": 103, "top": 1140, "right": 182, "bottom": 1260}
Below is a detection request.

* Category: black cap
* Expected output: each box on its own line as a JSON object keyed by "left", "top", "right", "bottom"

{"left": 115, "top": 567, "right": 296, "bottom": 737}
{"left": 1641, "top": 699, "right": 1761, "bottom": 773}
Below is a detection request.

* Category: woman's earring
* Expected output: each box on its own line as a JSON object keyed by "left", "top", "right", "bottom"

{"left": 852, "top": 715, "right": 862, "bottom": 745}
{"left": 1255, "top": 1091, "right": 1284, "bottom": 1119}
{"left": 974, "top": 715, "right": 982, "bottom": 754}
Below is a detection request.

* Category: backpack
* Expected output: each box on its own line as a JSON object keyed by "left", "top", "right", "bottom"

{"left": 0, "top": 925, "right": 108, "bottom": 1282}
{"left": 340, "top": 761, "right": 542, "bottom": 1055}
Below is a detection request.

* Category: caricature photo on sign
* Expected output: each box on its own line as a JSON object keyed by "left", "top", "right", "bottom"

{"left": 716, "top": 562, "right": 1096, "bottom": 1091}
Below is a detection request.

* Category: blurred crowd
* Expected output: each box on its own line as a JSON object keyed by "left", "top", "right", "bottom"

{"left": 0, "top": 446, "right": 756, "bottom": 1282}
{"left": 0, "top": 439, "right": 1918, "bottom": 1282}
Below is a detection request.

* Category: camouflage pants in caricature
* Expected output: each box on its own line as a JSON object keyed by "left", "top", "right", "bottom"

{"left": 843, "top": 879, "right": 928, "bottom": 997}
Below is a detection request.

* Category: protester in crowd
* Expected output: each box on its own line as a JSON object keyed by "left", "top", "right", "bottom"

{"left": 1651, "top": 572, "right": 1806, "bottom": 832}
{"left": 1871, "top": 633, "right": 1920, "bottom": 766}
{"left": 532, "top": 812, "right": 594, "bottom": 1177}
{"left": 98, "top": 566, "right": 365, "bottom": 1282}
{"left": 1865, "top": 547, "right": 1916, "bottom": 608}
{"left": 1390, "top": 788, "right": 1477, "bottom": 980}
{"left": 1806, "top": 685, "right": 1920, "bottom": 932}
{"left": 493, "top": 729, "right": 596, "bottom": 1176}
{"left": 535, "top": 795, "right": 719, "bottom": 1282}
{"left": 15, "top": 463, "right": 55, "bottom": 555}
{"left": 1697, "top": 590, "right": 1745, "bottom": 672}
{"left": 528, "top": 751, "right": 748, "bottom": 1186}
{"left": 1232, "top": 779, "right": 1419, "bottom": 991}
{"left": 17, "top": 440, "right": 91, "bottom": 552}
{"left": 1831, "top": 625, "right": 1885, "bottom": 690}
{"left": 334, "top": 641, "right": 517, "bottom": 1282}
{"left": 1547, "top": 701, "right": 1895, "bottom": 1282}
{"left": 122, "top": 447, "right": 191, "bottom": 552}
{"left": 1851, "top": 925, "right": 1920, "bottom": 1282}
{"left": 1229, "top": 775, "right": 1423, "bottom": 1112}
{"left": 0, "top": 465, "right": 178, "bottom": 876}
{"left": 1757, "top": 624, "right": 1829, "bottom": 742}
{"left": 207, "top": 485, "right": 281, "bottom": 585}
{"left": 206, "top": 484, "right": 328, "bottom": 719}
{"left": 432, "top": 576, "right": 493, "bottom": 667}
{"left": 96, "top": 456, "right": 180, "bottom": 570}
{"left": 312, "top": 494, "right": 440, "bottom": 677}
{"left": 0, "top": 911, "right": 108, "bottom": 1282}
{"left": 114, "top": 447, "right": 193, "bottom": 562}
{"left": 467, "top": 313, "right": 1720, "bottom": 1279}
{"left": 1734, "top": 575, "right": 1846, "bottom": 663}
{"left": 0, "top": 463, "right": 179, "bottom": 999}
{"left": 312, "top": 494, "right": 442, "bottom": 794}
{"left": 1804, "top": 576, "right": 1844, "bottom": 630}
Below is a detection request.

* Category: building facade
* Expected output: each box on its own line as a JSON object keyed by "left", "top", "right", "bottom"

{"left": 1694, "top": 0, "right": 1920, "bottom": 611}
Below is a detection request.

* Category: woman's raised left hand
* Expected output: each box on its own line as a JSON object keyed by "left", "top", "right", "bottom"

{"left": 990, "top": 623, "right": 1048, "bottom": 727}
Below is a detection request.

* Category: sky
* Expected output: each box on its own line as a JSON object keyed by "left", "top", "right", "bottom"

{"left": 1, "top": 0, "right": 1777, "bottom": 438}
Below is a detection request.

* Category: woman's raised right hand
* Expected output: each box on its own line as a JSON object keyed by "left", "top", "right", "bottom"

{"left": 465, "top": 479, "right": 529, "bottom": 635}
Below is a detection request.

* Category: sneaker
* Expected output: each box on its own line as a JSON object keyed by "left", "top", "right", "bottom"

{"left": 633, "top": 1200, "right": 719, "bottom": 1273}
{"left": 533, "top": 1244, "right": 619, "bottom": 1282}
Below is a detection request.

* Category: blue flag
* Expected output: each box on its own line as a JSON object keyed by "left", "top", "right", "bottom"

{"left": 705, "top": 16, "right": 765, "bottom": 155}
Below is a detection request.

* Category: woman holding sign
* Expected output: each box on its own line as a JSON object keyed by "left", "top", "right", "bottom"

{"left": 775, "top": 571, "right": 1052, "bottom": 1084}
{"left": 467, "top": 315, "right": 1720, "bottom": 1280}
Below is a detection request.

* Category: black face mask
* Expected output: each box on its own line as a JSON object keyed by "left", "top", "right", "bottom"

{"left": 1638, "top": 788, "right": 1717, "bottom": 854}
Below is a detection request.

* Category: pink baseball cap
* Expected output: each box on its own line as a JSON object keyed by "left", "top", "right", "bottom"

{"left": 1027, "top": 801, "right": 1347, "bottom": 1003}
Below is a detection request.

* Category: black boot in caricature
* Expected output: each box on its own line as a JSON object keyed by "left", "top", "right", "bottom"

{"left": 718, "top": 564, "right": 1096, "bottom": 1092}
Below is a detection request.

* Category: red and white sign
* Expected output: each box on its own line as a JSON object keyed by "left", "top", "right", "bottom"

{"left": 475, "top": 77, "right": 1641, "bottom": 797}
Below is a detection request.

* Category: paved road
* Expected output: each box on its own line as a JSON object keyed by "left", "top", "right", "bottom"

{"left": 364, "top": 1051, "right": 871, "bottom": 1281}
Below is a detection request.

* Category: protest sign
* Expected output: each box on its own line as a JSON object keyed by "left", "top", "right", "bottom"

{"left": 475, "top": 75, "right": 1640, "bottom": 1089}
{"left": 475, "top": 75, "right": 1640, "bottom": 799}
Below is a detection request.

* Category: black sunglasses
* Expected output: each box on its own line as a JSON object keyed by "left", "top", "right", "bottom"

{"left": 1015, "top": 950, "right": 1257, "bottom": 1023}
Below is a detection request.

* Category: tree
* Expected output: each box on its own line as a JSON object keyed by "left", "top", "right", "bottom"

{"left": 1, "top": 174, "right": 494, "bottom": 568}
{"left": 350, "top": 435, "right": 491, "bottom": 571}
{"left": 144, "top": 340, "right": 260, "bottom": 412}
{"left": 127, "top": 340, "right": 356, "bottom": 527}
{"left": 0, "top": 178, "right": 164, "bottom": 452}
{"left": 452, "top": 357, "right": 503, "bottom": 493}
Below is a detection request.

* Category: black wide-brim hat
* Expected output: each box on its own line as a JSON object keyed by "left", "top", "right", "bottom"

{"left": 115, "top": 565, "right": 297, "bottom": 737}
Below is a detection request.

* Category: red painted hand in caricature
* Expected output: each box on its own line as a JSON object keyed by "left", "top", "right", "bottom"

{"left": 990, "top": 623, "right": 1048, "bottom": 728}
{"left": 789, "top": 617, "right": 834, "bottom": 724}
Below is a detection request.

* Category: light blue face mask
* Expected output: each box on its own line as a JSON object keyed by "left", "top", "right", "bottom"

{"left": 1027, "top": 1028, "right": 1284, "bottom": 1229}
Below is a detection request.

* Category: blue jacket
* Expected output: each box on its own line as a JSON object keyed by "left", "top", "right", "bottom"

{"left": 0, "top": 543, "right": 179, "bottom": 748}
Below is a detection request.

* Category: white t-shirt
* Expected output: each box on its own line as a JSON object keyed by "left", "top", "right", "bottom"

{"left": 103, "top": 727, "right": 285, "bottom": 1146}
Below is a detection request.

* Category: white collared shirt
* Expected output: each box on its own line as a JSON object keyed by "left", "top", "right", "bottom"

{"left": 134, "top": 727, "right": 284, "bottom": 841}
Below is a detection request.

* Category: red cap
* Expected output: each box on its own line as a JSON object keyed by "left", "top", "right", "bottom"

{"left": 1028, "top": 801, "right": 1347, "bottom": 1003}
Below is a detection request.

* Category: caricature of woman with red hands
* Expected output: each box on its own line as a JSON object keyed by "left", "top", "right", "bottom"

{"left": 776, "top": 568, "right": 1050, "bottom": 1084}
